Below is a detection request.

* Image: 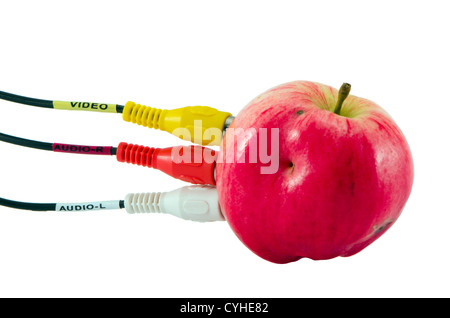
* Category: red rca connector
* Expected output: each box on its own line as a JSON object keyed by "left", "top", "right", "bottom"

{"left": 116, "top": 142, "right": 217, "bottom": 185}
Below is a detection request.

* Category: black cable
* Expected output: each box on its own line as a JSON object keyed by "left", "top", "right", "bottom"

{"left": 0, "top": 90, "right": 124, "bottom": 113}
{"left": 0, "top": 132, "right": 118, "bottom": 155}
{"left": 116, "top": 105, "right": 124, "bottom": 113}
{"left": 0, "top": 198, "right": 126, "bottom": 212}
{"left": 0, "top": 91, "right": 53, "bottom": 108}
{"left": 0, "top": 198, "right": 56, "bottom": 211}
{"left": 0, "top": 132, "right": 53, "bottom": 151}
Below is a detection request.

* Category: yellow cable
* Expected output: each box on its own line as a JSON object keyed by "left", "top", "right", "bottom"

{"left": 122, "top": 102, "right": 232, "bottom": 146}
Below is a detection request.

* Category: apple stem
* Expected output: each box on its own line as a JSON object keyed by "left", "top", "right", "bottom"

{"left": 334, "top": 83, "right": 351, "bottom": 115}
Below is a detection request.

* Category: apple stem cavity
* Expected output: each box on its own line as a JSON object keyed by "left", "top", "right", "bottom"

{"left": 334, "top": 83, "right": 351, "bottom": 115}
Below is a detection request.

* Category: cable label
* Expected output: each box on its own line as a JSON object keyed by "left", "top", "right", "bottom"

{"left": 56, "top": 201, "right": 121, "bottom": 212}
{"left": 53, "top": 101, "right": 117, "bottom": 113}
{"left": 53, "top": 143, "right": 113, "bottom": 155}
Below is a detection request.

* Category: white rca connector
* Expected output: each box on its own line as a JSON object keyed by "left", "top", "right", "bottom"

{"left": 124, "top": 185, "right": 225, "bottom": 222}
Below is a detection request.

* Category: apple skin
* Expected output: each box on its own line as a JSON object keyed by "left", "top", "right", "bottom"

{"left": 216, "top": 81, "right": 414, "bottom": 264}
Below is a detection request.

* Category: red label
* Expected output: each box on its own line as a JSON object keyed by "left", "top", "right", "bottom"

{"left": 53, "top": 143, "right": 112, "bottom": 155}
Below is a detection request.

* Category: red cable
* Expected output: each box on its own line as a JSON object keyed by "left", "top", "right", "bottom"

{"left": 116, "top": 142, "right": 217, "bottom": 185}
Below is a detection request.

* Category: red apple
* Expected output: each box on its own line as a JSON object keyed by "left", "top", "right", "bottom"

{"left": 216, "top": 81, "right": 414, "bottom": 264}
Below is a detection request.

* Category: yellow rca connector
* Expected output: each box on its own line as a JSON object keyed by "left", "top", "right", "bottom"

{"left": 122, "top": 102, "right": 233, "bottom": 146}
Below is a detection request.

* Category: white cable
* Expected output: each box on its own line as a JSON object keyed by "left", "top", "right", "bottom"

{"left": 124, "top": 185, "right": 225, "bottom": 222}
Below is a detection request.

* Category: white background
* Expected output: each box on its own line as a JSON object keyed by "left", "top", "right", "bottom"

{"left": 0, "top": 0, "right": 449, "bottom": 298}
